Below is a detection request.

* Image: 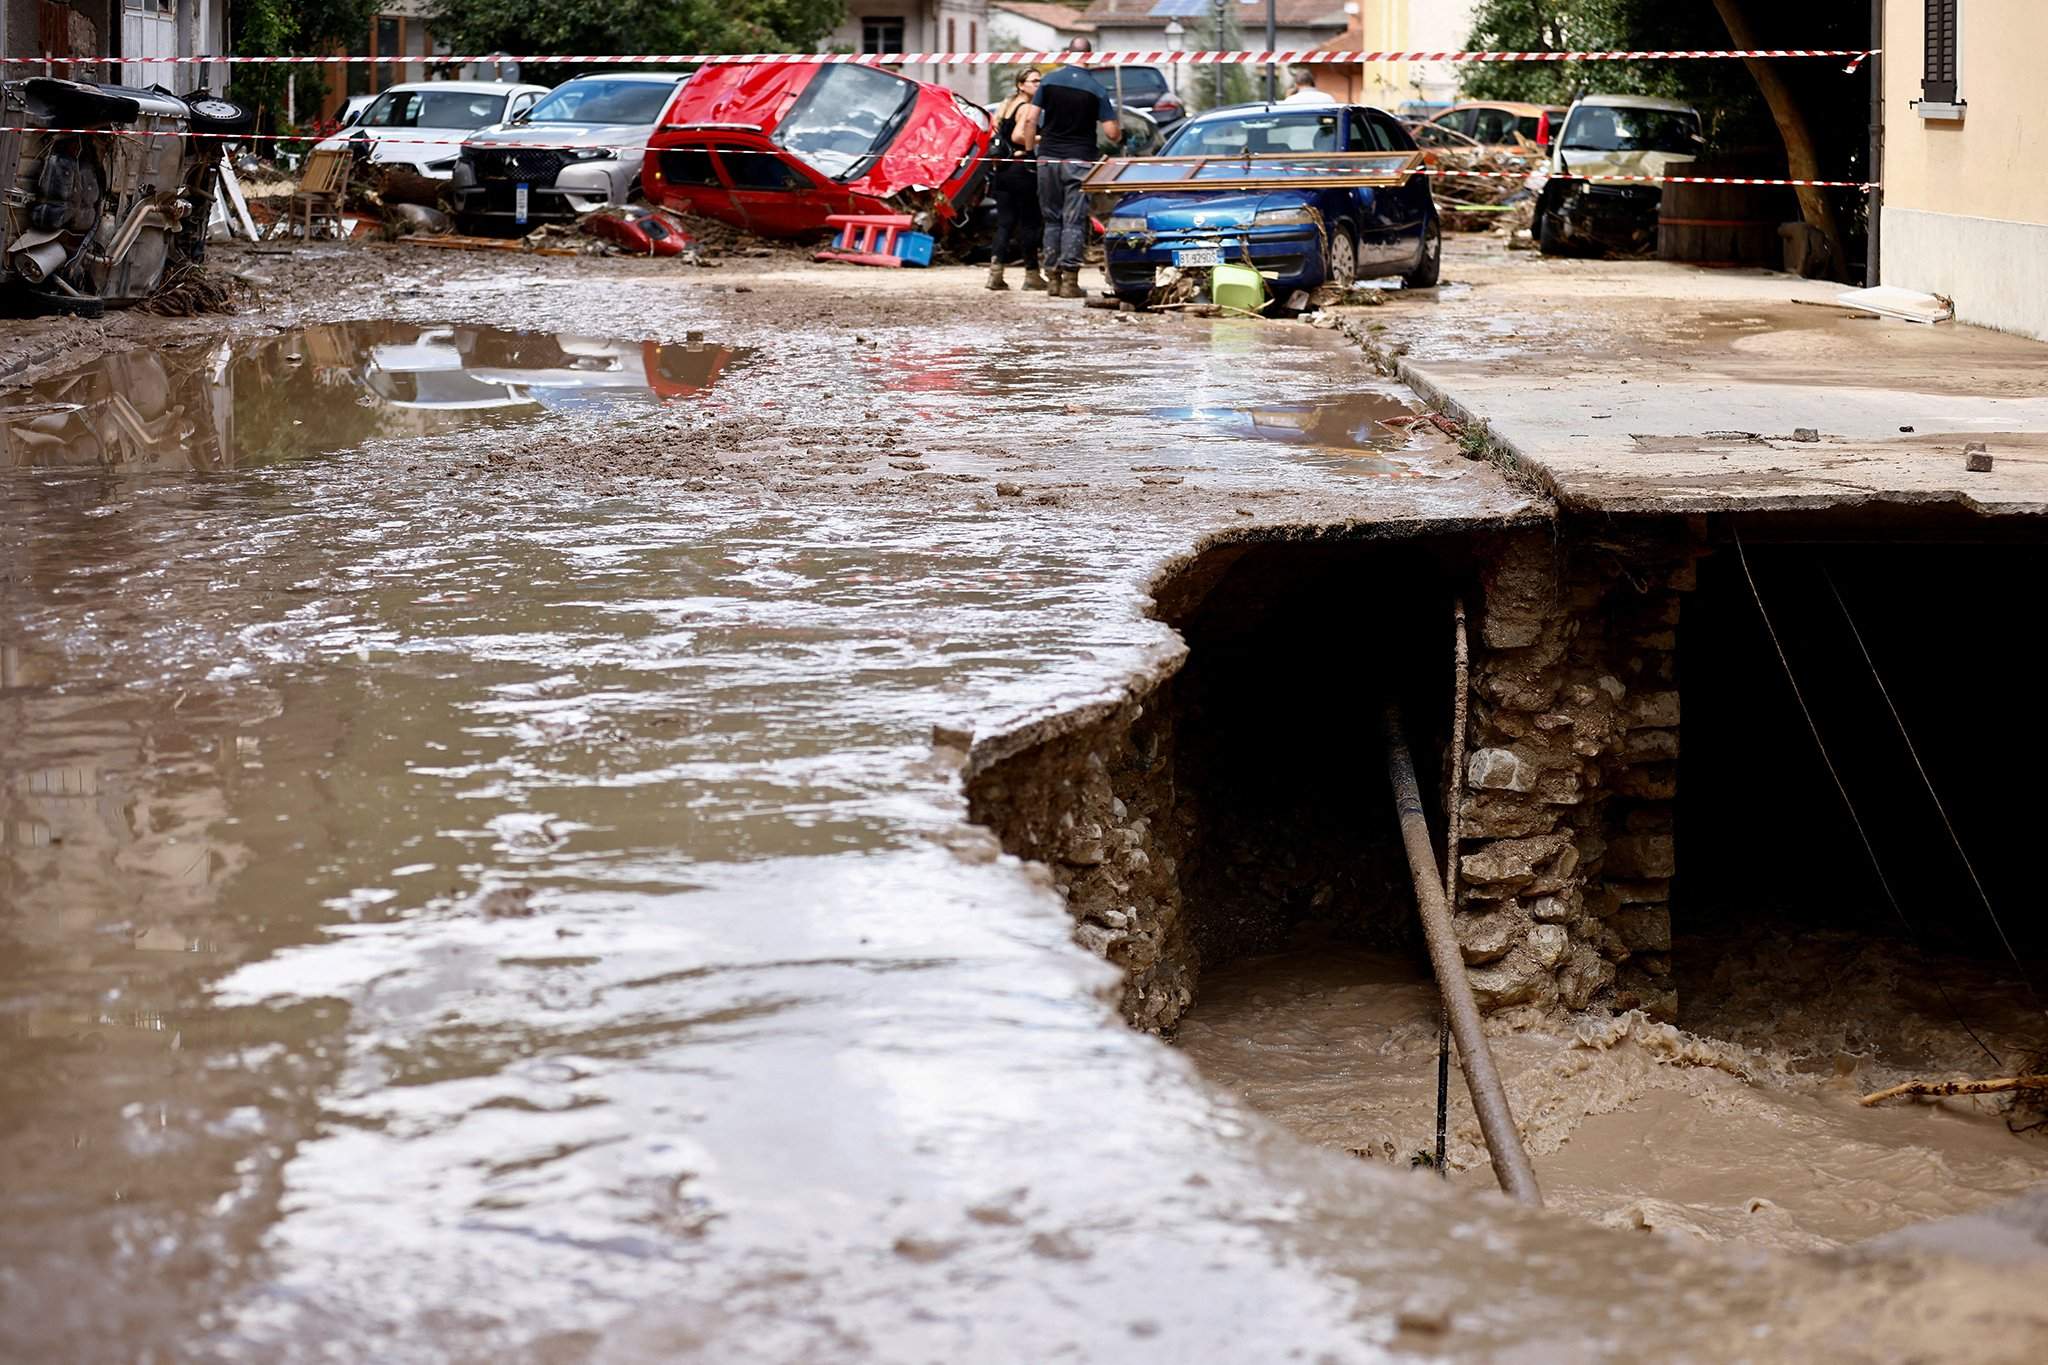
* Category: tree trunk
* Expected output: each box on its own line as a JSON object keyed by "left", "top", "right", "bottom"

{"left": 1709, "top": 0, "right": 1847, "bottom": 278}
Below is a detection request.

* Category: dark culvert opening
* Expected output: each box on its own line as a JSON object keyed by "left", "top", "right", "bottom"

{"left": 966, "top": 532, "right": 1479, "bottom": 1033}
{"left": 1163, "top": 538, "right": 1459, "bottom": 972}
{"left": 1676, "top": 536, "right": 2048, "bottom": 1068}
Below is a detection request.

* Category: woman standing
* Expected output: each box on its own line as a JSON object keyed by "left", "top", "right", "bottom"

{"left": 987, "top": 69, "right": 1047, "bottom": 291}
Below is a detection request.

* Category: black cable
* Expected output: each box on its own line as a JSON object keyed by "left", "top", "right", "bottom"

{"left": 1433, "top": 1008, "right": 1449, "bottom": 1178}
{"left": 1821, "top": 563, "right": 2047, "bottom": 1021}
{"left": 1733, "top": 526, "right": 2004, "bottom": 1069}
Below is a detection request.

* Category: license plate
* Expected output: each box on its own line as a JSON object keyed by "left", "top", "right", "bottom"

{"left": 515, "top": 183, "right": 530, "bottom": 225}
{"left": 1173, "top": 247, "right": 1223, "bottom": 267}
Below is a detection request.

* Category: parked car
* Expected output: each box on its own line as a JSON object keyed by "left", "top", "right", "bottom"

{"left": 1527, "top": 94, "right": 1703, "bottom": 256}
{"left": 0, "top": 76, "right": 252, "bottom": 317}
{"left": 1100, "top": 102, "right": 1440, "bottom": 309}
{"left": 644, "top": 62, "right": 990, "bottom": 237}
{"left": 1424, "top": 101, "right": 1566, "bottom": 150}
{"left": 1090, "top": 65, "right": 1186, "bottom": 136}
{"left": 316, "top": 80, "right": 547, "bottom": 182}
{"left": 451, "top": 73, "right": 689, "bottom": 232}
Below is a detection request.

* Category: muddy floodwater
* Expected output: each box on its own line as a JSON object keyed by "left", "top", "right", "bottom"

{"left": 3, "top": 257, "right": 2045, "bottom": 1362}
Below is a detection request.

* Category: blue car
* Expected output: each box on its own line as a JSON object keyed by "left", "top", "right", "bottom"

{"left": 1100, "top": 102, "right": 1442, "bottom": 308}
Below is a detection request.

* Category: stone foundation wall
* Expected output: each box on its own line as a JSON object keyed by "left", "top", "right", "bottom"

{"left": 965, "top": 691, "right": 1198, "bottom": 1033}
{"left": 1454, "top": 526, "right": 1699, "bottom": 1020}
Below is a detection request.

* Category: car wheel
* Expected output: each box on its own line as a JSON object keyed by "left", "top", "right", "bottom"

{"left": 1326, "top": 225, "right": 1358, "bottom": 289}
{"left": 183, "top": 94, "right": 255, "bottom": 136}
{"left": 1403, "top": 212, "right": 1442, "bottom": 288}
{"left": 14, "top": 288, "right": 105, "bottom": 319}
{"left": 1535, "top": 192, "right": 1567, "bottom": 256}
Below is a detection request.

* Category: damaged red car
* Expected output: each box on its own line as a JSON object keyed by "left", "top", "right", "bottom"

{"left": 643, "top": 62, "right": 991, "bottom": 237}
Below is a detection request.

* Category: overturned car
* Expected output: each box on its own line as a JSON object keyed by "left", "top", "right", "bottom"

{"left": 643, "top": 62, "right": 991, "bottom": 237}
{"left": 1, "top": 76, "right": 252, "bottom": 316}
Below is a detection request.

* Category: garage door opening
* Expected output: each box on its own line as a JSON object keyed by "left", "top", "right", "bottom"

{"left": 1675, "top": 536, "right": 2048, "bottom": 1075}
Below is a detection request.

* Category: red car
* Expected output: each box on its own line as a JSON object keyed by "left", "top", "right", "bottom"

{"left": 644, "top": 62, "right": 992, "bottom": 237}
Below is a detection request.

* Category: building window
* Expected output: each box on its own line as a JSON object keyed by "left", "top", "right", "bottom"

{"left": 970, "top": 21, "right": 978, "bottom": 50}
{"left": 1922, "top": 0, "right": 1959, "bottom": 105}
{"left": 947, "top": 18, "right": 956, "bottom": 51}
{"left": 862, "top": 17, "right": 906, "bottom": 54}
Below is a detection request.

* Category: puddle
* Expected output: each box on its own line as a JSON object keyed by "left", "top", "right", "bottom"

{"left": 0, "top": 322, "right": 745, "bottom": 472}
{"left": 1150, "top": 394, "right": 1448, "bottom": 477}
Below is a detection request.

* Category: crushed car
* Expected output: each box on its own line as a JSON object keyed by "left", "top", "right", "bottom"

{"left": 0, "top": 76, "right": 252, "bottom": 316}
{"left": 1091, "top": 102, "right": 1440, "bottom": 310}
{"left": 643, "top": 62, "right": 990, "bottom": 237}
{"left": 1528, "top": 94, "right": 1703, "bottom": 257}
{"left": 451, "top": 73, "right": 689, "bottom": 233}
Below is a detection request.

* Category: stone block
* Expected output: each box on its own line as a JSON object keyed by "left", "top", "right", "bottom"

{"left": 1468, "top": 747, "right": 1536, "bottom": 793}
{"left": 1460, "top": 832, "right": 1572, "bottom": 888}
{"left": 1527, "top": 923, "right": 1569, "bottom": 969}
{"left": 1459, "top": 793, "right": 1554, "bottom": 840}
{"left": 1613, "top": 907, "right": 1671, "bottom": 953}
{"left": 1623, "top": 728, "right": 1679, "bottom": 761}
{"left": 1557, "top": 946, "right": 1616, "bottom": 1010}
{"left": 1605, "top": 834, "right": 1675, "bottom": 879}
{"left": 1528, "top": 890, "right": 1578, "bottom": 923}
{"left": 1467, "top": 954, "right": 1558, "bottom": 1010}
{"left": 1627, "top": 691, "right": 1680, "bottom": 729}
{"left": 1609, "top": 879, "right": 1669, "bottom": 905}
{"left": 1478, "top": 534, "right": 1556, "bottom": 649}
{"left": 1611, "top": 763, "right": 1678, "bottom": 800}
{"left": 1456, "top": 907, "right": 1524, "bottom": 965}
{"left": 1535, "top": 769, "right": 1584, "bottom": 805}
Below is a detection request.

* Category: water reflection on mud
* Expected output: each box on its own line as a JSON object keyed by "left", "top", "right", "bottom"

{"left": 0, "top": 323, "right": 744, "bottom": 471}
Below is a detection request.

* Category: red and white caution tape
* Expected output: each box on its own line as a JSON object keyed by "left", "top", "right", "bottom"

{"left": 3, "top": 47, "right": 1880, "bottom": 69}
{"left": 0, "top": 123, "right": 1880, "bottom": 190}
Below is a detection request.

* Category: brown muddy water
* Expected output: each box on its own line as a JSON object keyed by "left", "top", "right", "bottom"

{"left": 2, "top": 280, "right": 2044, "bottom": 1362}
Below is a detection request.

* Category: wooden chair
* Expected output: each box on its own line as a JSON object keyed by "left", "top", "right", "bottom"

{"left": 273, "top": 147, "right": 352, "bottom": 241}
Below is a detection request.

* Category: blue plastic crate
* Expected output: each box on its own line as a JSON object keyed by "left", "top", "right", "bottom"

{"left": 893, "top": 231, "right": 935, "bottom": 267}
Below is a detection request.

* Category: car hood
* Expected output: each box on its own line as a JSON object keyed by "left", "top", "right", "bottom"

{"left": 1553, "top": 149, "right": 1696, "bottom": 180}
{"left": 1108, "top": 189, "right": 1319, "bottom": 229}
{"left": 466, "top": 122, "right": 651, "bottom": 151}
{"left": 318, "top": 127, "right": 484, "bottom": 161}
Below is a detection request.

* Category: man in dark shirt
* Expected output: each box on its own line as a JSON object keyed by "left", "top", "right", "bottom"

{"left": 1021, "top": 40, "right": 1123, "bottom": 299}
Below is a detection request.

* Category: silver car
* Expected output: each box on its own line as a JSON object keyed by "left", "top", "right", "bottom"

{"left": 450, "top": 73, "right": 687, "bottom": 232}
{"left": 315, "top": 80, "right": 547, "bottom": 181}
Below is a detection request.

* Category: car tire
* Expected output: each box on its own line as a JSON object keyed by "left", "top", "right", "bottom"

{"left": 1326, "top": 225, "right": 1358, "bottom": 289}
{"left": 1535, "top": 191, "right": 1567, "bottom": 256}
{"left": 183, "top": 94, "right": 255, "bottom": 137}
{"left": 14, "top": 288, "right": 106, "bottom": 319}
{"left": 1403, "top": 212, "right": 1441, "bottom": 288}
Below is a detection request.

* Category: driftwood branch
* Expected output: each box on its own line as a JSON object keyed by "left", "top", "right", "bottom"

{"left": 1859, "top": 1075, "right": 2048, "bottom": 1107}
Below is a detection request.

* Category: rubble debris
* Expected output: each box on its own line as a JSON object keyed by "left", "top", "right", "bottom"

{"left": 1860, "top": 1074, "right": 2048, "bottom": 1107}
{"left": 582, "top": 205, "right": 697, "bottom": 259}
{"left": 385, "top": 202, "right": 453, "bottom": 236}
{"left": 1965, "top": 442, "right": 1994, "bottom": 472}
{"left": 1837, "top": 285, "right": 1956, "bottom": 325}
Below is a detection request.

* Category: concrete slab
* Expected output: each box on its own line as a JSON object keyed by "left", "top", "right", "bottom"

{"left": 1347, "top": 239, "right": 2048, "bottom": 517}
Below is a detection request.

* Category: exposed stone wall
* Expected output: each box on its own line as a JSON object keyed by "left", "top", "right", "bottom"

{"left": 1454, "top": 525, "right": 1699, "bottom": 1020}
{"left": 966, "top": 690, "right": 1198, "bottom": 1033}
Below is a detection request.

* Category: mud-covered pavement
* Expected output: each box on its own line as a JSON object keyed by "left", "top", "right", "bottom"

{"left": 4, "top": 245, "right": 2046, "bottom": 1362}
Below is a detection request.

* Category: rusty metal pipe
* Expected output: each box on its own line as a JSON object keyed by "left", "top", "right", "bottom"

{"left": 1383, "top": 702, "right": 1543, "bottom": 1207}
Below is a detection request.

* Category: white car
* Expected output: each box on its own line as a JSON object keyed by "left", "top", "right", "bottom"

{"left": 316, "top": 80, "right": 549, "bottom": 180}
{"left": 1525, "top": 94, "right": 1703, "bottom": 256}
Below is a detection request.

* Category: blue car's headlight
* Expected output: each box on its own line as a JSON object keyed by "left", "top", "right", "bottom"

{"left": 1105, "top": 215, "right": 1149, "bottom": 234}
{"left": 1253, "top": 206, "right": 1318, "bottom": 225}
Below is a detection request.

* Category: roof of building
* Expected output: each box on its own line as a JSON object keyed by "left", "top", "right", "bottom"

{"left": 1080, "top": 0, "right": 1346, "bottom": 30}
{"left": 990, "top": 2, "right": 1100, "bottom": 32}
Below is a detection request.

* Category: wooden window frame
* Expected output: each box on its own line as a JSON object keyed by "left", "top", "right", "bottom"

{"left": 1919, "top": 0, "right": 1964, "bottom": 119}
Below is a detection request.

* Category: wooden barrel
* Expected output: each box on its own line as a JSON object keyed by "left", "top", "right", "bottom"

{"left": 1657, "top": 179, "right": 1792, "bottom": 266}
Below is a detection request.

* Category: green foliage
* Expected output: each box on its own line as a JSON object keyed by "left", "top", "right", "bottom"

{"left": 227, "top": 0, "right": 379, "bottom": 131}
{"left": 426, "top": 0, "right": 846, "bottom": 68}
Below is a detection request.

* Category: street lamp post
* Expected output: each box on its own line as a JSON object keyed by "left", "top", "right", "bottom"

{"left": 1211, "top": 0, "right": 1228, "bottom": 107}
{"left": 1265, "top": 0, "right": 1277, "bottom": 103}
{"left": 1164, "top": 19, "right": 1184, "bottom": 103}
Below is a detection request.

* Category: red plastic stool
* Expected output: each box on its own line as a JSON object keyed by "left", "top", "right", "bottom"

{"left": 815, "top": 213, "right": 916, "bottom": 268}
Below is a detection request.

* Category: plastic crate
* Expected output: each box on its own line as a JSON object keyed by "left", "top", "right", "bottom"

{"left": 893, "top": 231, "right": 935, "bottom": 267}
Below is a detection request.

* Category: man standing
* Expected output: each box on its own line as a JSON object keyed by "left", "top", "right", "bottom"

{"left": 1281, "top": 65, "right": 1336, "bottom": 104}
{"left": 1020, "top": 39, "right": 1122, "bottom": 300}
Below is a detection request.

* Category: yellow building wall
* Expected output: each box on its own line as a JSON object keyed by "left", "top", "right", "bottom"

{"left": 1884, "top": 0, "right": 2048, "bottom": 227}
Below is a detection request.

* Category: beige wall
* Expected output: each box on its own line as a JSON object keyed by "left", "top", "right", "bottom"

{"left": 1884, "top": 0, "right": 2048, "bottom": 227}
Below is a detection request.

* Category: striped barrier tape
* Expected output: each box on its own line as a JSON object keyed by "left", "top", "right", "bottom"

{"left": 0, "top": 123, "right": 1880, "bottom": 189}
{"left": 3, "top": 47, "right": 1879, "bottom": 69}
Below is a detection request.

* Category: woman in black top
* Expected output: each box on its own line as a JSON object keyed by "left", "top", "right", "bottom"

{"left": 987, "top": 69, "right": 1047, "bottom": 291}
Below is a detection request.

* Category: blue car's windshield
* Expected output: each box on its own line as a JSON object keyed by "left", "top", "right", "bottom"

{"left": 1167, "top": 111, "right": 1341, "bottom": 156}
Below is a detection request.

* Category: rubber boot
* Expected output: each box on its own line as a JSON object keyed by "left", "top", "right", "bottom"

{"left": 1022, "top": 265, "right": 1048, "bottom": 291}
{"left": 985, "top": 263, "right": 1009, "bottom": 291}
{"left": 1057, "top": 268, "right": 1085, "bottom": 300}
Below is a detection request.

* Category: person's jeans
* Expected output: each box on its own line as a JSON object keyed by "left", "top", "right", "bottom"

{"left": 1037, "top": 158, "right": 1091, "bottom": 271}
{"left": 992, "top": 169, "right": 1041, "bottom": 269}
